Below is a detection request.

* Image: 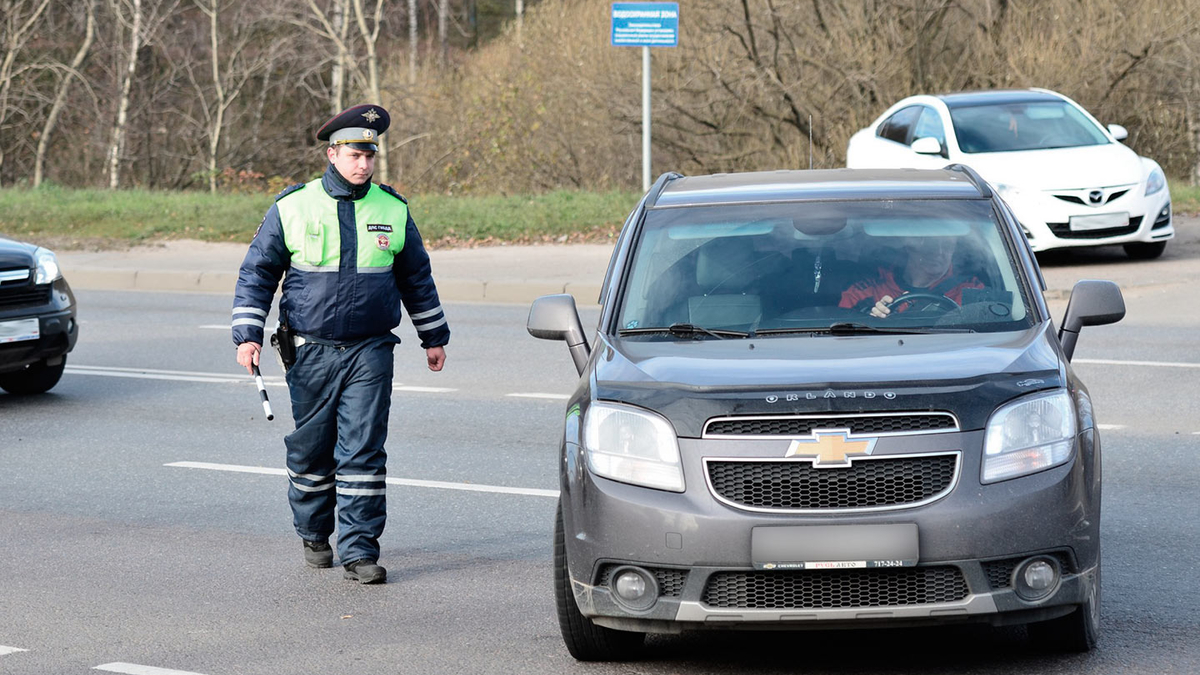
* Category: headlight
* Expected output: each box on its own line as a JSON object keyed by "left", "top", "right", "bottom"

{"left": 34, "top": 247, "right": 61, "bottom": 285}
{"left": 1144, "top": 167, "right": 1165, "bottom": 196}
{"left": 982, "top": 390, "right": 1076, "bottom": 483}
{"left": 583, "top": 402, "right": 684, "bottom": 492}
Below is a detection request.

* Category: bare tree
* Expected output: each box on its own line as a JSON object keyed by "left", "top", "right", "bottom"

{"left": 0, "top": 0, "right": 53, "bottom": 185}
{"left": 349, "top": 0, "right": 388, "bottom": 182}
{"left": 408, "top": 0, "right": 417, "bottom": 83}
{"left": 34, "top": 0, "right": 97, "bottom": 187}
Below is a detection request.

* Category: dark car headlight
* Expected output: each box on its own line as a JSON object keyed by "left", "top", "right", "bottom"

{"left": 982, "top": 390, "right": 1076, "bottom": 483}
{"left": 34, "top": 247, "right": 62, "bottom": 285}
{"left": 583, "top": 402, "right": 684, "bottom": 492}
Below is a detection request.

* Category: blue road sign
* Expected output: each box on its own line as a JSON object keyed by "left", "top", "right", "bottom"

{"left": 611, "top": 2, "right": 679, "bottom": 47}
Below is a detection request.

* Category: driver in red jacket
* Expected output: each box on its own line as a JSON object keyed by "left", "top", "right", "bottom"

{"left": 839, "top": 236, "right": 983, "bottom": 318}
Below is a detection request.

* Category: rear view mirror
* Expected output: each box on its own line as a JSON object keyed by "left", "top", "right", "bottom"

{"left": 911, "top": 137, "right": 943, "bottom": 156}
{"left": 527, "top": 294, "right": 591, "bottom": 375}
{"left": 1058, "top": 280, "right": 1125, "bottom": 360}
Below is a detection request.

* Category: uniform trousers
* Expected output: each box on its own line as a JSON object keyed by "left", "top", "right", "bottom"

{"left": 283, "top": 333, "right": 400, "bottom": 564}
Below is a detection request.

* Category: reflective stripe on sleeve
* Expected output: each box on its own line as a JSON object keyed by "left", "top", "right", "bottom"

{"left": 357, "top": 265, "right": 393, "bottom": 274}
{"left": 232, "top": 318, "right": 266, "bottom": 328}
{"left": 414, "top": 316, "right": 447, "bottom": 332}
{"left": 336, "top": 486, "right": 387, "bottom": 496}
{"left": 291, "top": 262, "right": 339, "bottom": 273}
{"left": 409, "top": 306, "right": 444, "bottom": 321}
{"left": 232, "top": 306, "right": 268, "bottom": 317}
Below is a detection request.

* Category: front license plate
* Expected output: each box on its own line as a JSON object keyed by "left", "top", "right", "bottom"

{"left": 751, "top": 524, "right": 919, "bottom": 571}
{"left": 1069, "top": 212, "right": 1129, "bottom": 232}
{"left": 0, "top": 318, "right": 39, "bottom": 344}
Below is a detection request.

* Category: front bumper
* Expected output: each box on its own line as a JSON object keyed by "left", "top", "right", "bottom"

{"left": 560, "top": 429, "right": 1100, "bottom": 633}
{"left": 1006, "top": 188, "right": 1173, "bottom": 252}
{"left": 0, "top": 277, "right": 78, "bottom": 374}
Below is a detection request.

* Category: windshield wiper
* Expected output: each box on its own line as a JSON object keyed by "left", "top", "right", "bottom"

{"left": 825, "top": 322, "right": 974, "bottom": 335}
{"left": 618, "top": 323, "right": 750, "bottom": 339}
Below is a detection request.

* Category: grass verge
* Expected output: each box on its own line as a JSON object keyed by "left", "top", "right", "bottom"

{"left": 0, "top": 186, "right": 641, "bottom": 249}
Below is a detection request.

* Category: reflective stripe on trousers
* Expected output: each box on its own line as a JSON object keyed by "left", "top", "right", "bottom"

{"left": 283, "top": 333, "right": 400, "bottom": 563}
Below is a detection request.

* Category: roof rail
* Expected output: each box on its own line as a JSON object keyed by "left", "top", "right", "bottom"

{"left": 646, "top": 171, "right": 683, "bottom": 208}
{"left": 944, "top": 163, "right": 992, "bottom": 198}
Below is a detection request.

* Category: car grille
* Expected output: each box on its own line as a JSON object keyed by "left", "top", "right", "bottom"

{"left": 707, "top": 454, "right": 957, "bottom": 511}
{"left": 702, "top": 566, "right": 969, "bottom": 609}
{"left": 1052, "top": 189, "right": 1128, "bottom": 206}
{"left": 704, "top": 413, "right": 958, "bottom": 437}
{"left": 1048, "top": 216, "right": 1142, "bottom": 239}
{"left": 982, "top": 552, "right": 1075, "bottom": 590}
{"left": 596, "top": 564, "right": 688, "bottom": 598}
{"left": 0, "top": 284, "right": 50, "bottom": 309}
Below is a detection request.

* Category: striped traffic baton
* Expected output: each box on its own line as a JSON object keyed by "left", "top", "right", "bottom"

{"left": 251, "top": 362, "right": 274, "bottom": 421}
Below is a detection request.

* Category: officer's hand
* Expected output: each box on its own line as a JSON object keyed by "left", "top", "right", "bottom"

{"left": 426, "top": 346, "right": 446, "bottom": 372}
{"left": 237, "top": 342, "right": 262, "bottom": 375}
{"left": 870, "top": 295, "right": 894, "bottom": 319}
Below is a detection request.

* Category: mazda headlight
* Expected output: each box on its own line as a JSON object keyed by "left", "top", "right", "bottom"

{"left": 583, "top": 402, "right": 684, "bottom": 492}
{"left": 34, "top": 247, "right": 61, "bottom": 285}
{"left": 983, "top": 390, "right": 1076, "bottom": 483}
{"left": 1144, "top": 167, "right": 1165, "bottom": 196}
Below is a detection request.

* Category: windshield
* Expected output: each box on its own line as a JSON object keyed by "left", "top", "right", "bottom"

{"left": 615, "top": 199, "right": 1036, "bottom": 338}
{"left": 949, "top": 101, "right": 1109, "bottom": 153}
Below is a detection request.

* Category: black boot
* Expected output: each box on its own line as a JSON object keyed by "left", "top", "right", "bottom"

{"left": 343, "top": 559, "right": 387, "bottom": 584}
{"left": 302, "top": 539, "right": 333, "bottom": 568}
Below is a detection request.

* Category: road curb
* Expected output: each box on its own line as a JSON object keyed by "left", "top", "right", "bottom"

{"left": 66, "top": 267, "right": 601, "bottom": 306}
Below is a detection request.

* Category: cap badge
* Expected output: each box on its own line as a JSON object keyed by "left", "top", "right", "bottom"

{"left": 362, "top": 108, "right": 381, "bottom": 123}
{"left": 362, "top": 129, "right": 374, "bottom": 139}
{"left": 377, "top": 234, "right": 390, "bottom": 250}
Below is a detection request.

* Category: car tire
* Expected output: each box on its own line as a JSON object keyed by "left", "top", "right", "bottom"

{"left": 1123, "top": 241, "right": 1166, "bottom": 260}
{"left": 0, "top": 356, "right": 67, "bottom": 395}
{"left": 1027, "top": 561, "right": 1101, "bottom": 653}
{"left": 554, "top": 502, "right": 645, "bottom": 661}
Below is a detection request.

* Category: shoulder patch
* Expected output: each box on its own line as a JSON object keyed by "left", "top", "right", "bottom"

{"left": 274, "top": 183, "right": 306, "bottom": 202}
{"left": 378, "top": 183, "right": 408, "bottom": 204}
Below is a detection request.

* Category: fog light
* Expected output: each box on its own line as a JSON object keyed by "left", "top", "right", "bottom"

{"left": 609, "top": 566, "right": 657, "bottom": 611}
{"left": 1014, "top": 557, "right": 1060, "bottom": 601}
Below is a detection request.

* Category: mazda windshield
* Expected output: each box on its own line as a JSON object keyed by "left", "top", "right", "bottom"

{"left": 616, "top": 199, "right": 1037, "bottom": 338}
{"left": 950, "top": 101, "right": 1110, "bottom": 153}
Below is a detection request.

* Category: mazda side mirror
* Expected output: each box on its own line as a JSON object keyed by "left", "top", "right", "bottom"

{"left": 911, "top": 137, "right": 943, "bottom": 156}
{"left": 1107, "top": 124, "right": 1129, "bottom": 142}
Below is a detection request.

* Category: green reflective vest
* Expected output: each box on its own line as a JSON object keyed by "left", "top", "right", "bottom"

{"left": 276, "top": 179, "right": 407, "bottom": 271}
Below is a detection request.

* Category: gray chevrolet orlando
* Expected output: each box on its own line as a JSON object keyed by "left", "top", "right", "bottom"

{"left": 528, "top": 167, "right": 1125, "bottom": 660}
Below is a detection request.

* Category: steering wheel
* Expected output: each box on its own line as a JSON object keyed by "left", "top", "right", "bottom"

{"left": 884, "top": 292, "right": 959, "bottom": 313}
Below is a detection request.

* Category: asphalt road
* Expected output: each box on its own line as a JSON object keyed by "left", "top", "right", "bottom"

{"left": 1, "top": 238, "right": 1198, "bottom": 674}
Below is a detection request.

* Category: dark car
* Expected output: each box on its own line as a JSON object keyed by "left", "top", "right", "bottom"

{"left": 0, "top": 238, "right": 78, "bottom": 394}
{"left": 528, "top": 166, "right": 1125, "bottom": 660}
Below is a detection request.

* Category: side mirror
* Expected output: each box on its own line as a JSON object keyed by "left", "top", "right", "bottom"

{"left": 911, "top": 137, "right": 943, "bottom": 156}
{"left": 1107, "top": 124, "right": 1128, "bottom": 142}
{"left": 1058, "top": 280, "right": 1125, "bottom": 360}
{"left": 527, "top": 294, "right": 591, "bottom": 375}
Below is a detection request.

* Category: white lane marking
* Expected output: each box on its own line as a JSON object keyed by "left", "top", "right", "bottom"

{"left": 1074, "top": 358, "right": 1200, "bottom": 369}
{"left": 198, "top": 324, "right": 231, "bottom": 330}
{"left": 1193, "top": 431, "right": 1200, "bottom": 436}
{"left": 0, "top": 646, "right": 28, "bottom": 656}
{"left": 165, "top": 461, "right": 559, "bottom": 498}
{"left": 506, "top": 392, "right": 571, "bottom": 400}
{"left": 66, "top": 365, "right": 286, "bottom": 386}
{"left": 1097, "top": 424, "right": 1126, "bottom": 430}
{"left": 393, "top": 385, "right": 457, "bottom": 393}
{"left": 94, "top": 664, "right": 208, "bottom": 675}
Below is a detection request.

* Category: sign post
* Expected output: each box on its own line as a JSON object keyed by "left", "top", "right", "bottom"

{"left": 611, "top": 2, "right": 678, "bottom": 191}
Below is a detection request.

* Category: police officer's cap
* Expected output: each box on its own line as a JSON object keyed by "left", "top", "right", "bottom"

{"left": 317, "top": 104, "right": 390, "bottom": 152}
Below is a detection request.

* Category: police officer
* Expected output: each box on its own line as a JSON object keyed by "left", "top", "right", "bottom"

{"left": 232, "top": 104, "right": 449, "bottom": 585}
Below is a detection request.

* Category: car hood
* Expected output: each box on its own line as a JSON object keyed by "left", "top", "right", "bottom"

{"left": 0, "top": 237, "right": 37, "bottom": 269}
{"left": 591, "top": 324, "right": 1066, "bottom": 436}
{"left": 960, "top": 143, "right": 1142, "bottom": 190}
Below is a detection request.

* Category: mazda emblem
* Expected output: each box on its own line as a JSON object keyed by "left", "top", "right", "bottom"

{"left": 1088, "top": 190, "right": 1103, "bottom": 204}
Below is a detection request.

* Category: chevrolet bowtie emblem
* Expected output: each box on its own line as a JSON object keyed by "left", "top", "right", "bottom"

{"left": 785, "top": 430, "right": 877, "bottom": 467}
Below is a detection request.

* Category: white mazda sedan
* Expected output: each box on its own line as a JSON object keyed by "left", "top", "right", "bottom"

{"left": 846, "top": 89, "right": 1173, "bottom": 259}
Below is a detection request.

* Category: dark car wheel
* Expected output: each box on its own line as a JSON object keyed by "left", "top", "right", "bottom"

{"left": 554, "top": 502, "right": 645, "bottom": 661}
{"left": 1028, "top": 562, "right": 1100, "bottom": 652}
{"left": 1123, "top": 241, "right": 1166, "bottom": 260}
{"left": 0, "top": 357, "right": 67, "bottom": 395}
